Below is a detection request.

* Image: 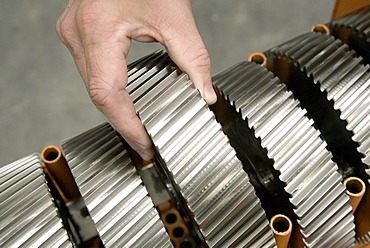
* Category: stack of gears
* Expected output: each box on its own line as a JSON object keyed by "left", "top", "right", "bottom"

{"left": 1, "top": 6, "right": 369, "bottom": 248}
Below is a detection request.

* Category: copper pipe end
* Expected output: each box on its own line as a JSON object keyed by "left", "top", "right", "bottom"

{"left": 42, "top": 145, "right": 64, "bottom": 165}
{"left": 248, "top": 52, "right": 267, "bottom": 67}
{"left": 344, "top": 177, "right": 366, "bottom": 214}
{"left": 310, "top": 24, "right": 330, "bottom": 35}
{"left": 41, "top": 145, "right": 80, "bottom": 203}
{"left": 270, "top": 214, "right": 292, "bottom": 248}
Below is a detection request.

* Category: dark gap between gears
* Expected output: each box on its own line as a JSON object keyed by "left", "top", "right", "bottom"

{"left": 267, "top": 56, "right": 370, "bottom": 239}
{"left": 347, "top": 35, "right": 370, "bottom": 65}
{"left": 210, "top": 90, "right": 297, "bottom": 239}
{"left": 267, "top": 58, "right": 369, "bottom": 181}
{"left": 153, "top": 154, "right": 206, "bottom": 247}
{"left": 41, "top": 167, "right": 87, "bottom": 246}
{"left": 118, "top": 134, "right": 205, "bottom": 247}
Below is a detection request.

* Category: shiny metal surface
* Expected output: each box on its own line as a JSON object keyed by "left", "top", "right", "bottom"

{"left": 265, "top": 31, "right": 370, "bottom": 243}
{"left": 61, "top": 123, "right": 171, "bottom": 247}
{"left": 127, "top": 51, "right": 275, "bottom": 247}
{"left": 0, "top": 154, "right": 70, "bottom": 247}
{"left": 331, "top": 5, "right": 370, "bottom": 38}
{"left": 213, "top": 62, "right": 355, "bottom": 247}
{"left": 330, "top": 5, "right": 370, "bottom": 64}
{"left": 265, "top": 31, "right": 370, "bottom": 180}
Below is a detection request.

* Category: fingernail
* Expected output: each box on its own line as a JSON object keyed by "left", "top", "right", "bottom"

{"left": 203, "top": 83, "right": 217, "bottom": 105}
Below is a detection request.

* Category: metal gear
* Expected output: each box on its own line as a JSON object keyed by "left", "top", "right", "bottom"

{"left": 213, "top": 61, "right": 355, "bottom": 247}
{"left": 127, "top": 51, "right": 275, "bottom": 247}
{"left": 264, "top": 31, "right": 370, "bottom": 243}
{"left": 0, "top": 154, "right": 70, "bottom": 247}
{"left": 61, "top": 122, "right": 172, "bottom": 247}
{"left": 265, "top": 31, "right": 370, "bottom": 179}
{"left": 329, "top": 5, "right": 370, "bottom": 64}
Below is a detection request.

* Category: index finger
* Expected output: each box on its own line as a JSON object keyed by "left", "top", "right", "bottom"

{"left": 82, "top": 36, "right": 155, "bottom": 160}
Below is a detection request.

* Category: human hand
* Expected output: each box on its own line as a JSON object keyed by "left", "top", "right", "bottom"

{"left": 56, "top": 0, "right": 217, "bottom": 160}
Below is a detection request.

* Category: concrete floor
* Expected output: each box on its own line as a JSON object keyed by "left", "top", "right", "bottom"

{"left": 0, "top": 0, "right": 333, "bottom": 165}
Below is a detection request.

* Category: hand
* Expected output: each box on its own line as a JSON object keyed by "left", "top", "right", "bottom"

{"left": 56, "top": 0, "right": 217, "bottom": 160}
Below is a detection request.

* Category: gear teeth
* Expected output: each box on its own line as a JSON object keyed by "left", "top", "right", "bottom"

{"left": 127, "top": 52, "right": 275, "bottom": 247}
{"left": 0, "top": 154, "right": 70, "bottom": 247}
{"left": 267, "top": 31, "right": 370, "bottom": 183}
{"left": 213, "top": 62, "right": 355, "bottom": 247}
{"left": 330, "top": 6, "right": 370, "bottom": 42}
{"left": 357, "top": 232, "right": 370, "bottom": 244}
{"left": 61, "top": 123, "right": 171, "bottom": 247}
{"left": 332, "top": 7, "right": 370, "bottom": 37}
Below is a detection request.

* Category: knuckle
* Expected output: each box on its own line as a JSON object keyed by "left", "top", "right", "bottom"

{"left": 88, "top": 80, "right": 113, "bottom": 110}
{"left": 75, "top": 2, "right": 102, "bottom": 34}
{"left": 190, "top": 47, "right": 210, "bottom": 69}
{"left": 57, "top": 17, "right": 76, "bottom": 48}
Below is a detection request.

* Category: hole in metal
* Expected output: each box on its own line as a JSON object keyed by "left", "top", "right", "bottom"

{"left": 173, "top": 227, "right": 184, "bottom": 238}
{"left": 165, "top": 213, "right": 177, "bottom": 224}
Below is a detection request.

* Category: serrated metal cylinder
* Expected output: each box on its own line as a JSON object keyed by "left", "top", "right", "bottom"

{"left": 0, "top": 154, "right": 71, "bottom": 247}
{"left": 127, "top": 51, "right": 275, "bottom": 247}
{"left": 213, "top": 62, "right": 355, "bottom": 248}
{"left": 61, "top": 123, "right": 171, "bottom": 247}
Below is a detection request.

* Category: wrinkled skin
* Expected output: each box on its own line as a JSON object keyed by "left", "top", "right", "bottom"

{"left": 57, "top": 0, "right": 217, "bottom": 160}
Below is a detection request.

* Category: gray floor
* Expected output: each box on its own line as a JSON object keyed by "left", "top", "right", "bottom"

{"left": 0, "top": 0, "right": 333, "bottom": 165}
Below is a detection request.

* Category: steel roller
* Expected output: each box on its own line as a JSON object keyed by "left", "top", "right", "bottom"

{"left": 265, "top": 32, "right": 370, "bottom": 175}
{"left": 329, "top": 5, "right": 370, "bottom": 64}
{"left": 61, "top": 122, "right": 171, "bottom": 247}
{"left": 0, "top": 154, "right": 70, "bottom": 247}
{"left": 213, "top": 61, "right": 355, "bottom": 247}
{"left": 2, "top": 6, "right": 370, "bottom": 246}
{"left": 126, "top": 51, "right": 275, "bottom": 247}
{"left": 264, "top": 30, "right": 370, "bottom": 243}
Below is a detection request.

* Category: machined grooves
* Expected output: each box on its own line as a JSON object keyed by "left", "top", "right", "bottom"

{"left": 357, "top": 232, "right": 370, "bottom": 244}
{"left": 265, "top": 32, "right": 370, "bottom": 181}
{"left": 0, "top": 154, "right": 70, "bottom": 247}
{"left": 213, "top": 62, "right": 355, "bottom": 247}
{"left": 329, "top": 6, "right": 370, "bottom": 64}
{"left": 127, "top": 51, "right": 275, "bottom": 247}
{"left": 61, "top": 123, "right": 171, "bottom": 247}
{"left": 331, "top": 6, "right": 370, "bottom": 41}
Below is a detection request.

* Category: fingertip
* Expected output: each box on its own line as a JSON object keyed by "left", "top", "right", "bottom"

{"left": 114, "top": 114, "right": 155, "bottom": 161}
{"left": 203, "top": 83, "right": 217, "bottom": 105}
{"left": 116, "top": 124, "right": 155, "bottom": 161}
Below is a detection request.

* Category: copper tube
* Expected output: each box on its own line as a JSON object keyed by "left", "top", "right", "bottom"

{"left": 270, "top": 214, "right": 292, "bottom": 248}
{"left": 310, "top": 24, "right": 330, "bottom": 35}
{"left": 355, "top": 184, "right": 370, "bottom": 238}
{"left": 344, "top": 177, "right": 366, "bottom": 214}
{"left": 41, "top": 145, "right": 81, "bottom": 203}
{"left": 248, "top": 52, "right": 267, "bottom": 67}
